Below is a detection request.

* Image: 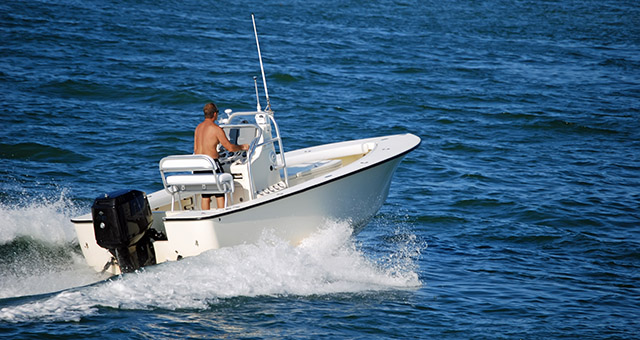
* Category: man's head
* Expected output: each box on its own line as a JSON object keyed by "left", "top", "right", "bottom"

{"left": 203, "top": 102, "right": 219, "bottom": 119}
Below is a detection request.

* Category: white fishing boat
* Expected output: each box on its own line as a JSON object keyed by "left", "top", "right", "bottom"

{"left": 70, "top": 16, "right": 421, "bottom": 275}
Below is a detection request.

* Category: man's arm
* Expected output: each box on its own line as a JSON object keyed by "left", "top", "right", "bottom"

{"left": 193, "top": 132, "right": 197, "bottom": 153}
{"left": 215, "top": 126, "right": 249, "bottom": 152}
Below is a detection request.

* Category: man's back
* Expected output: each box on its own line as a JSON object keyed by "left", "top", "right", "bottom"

{"left": 194, "top": 120, "right": 221, "bottom": 159}
{"left": 194, "top": 117, "right": 248, "bottom": 159}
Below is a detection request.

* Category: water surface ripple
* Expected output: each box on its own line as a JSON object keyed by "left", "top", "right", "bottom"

{"left": 1, "top": 0, "right": 639, "bottom": 338}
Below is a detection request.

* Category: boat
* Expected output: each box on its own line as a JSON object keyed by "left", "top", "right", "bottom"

{"left": 70, "top": 16, "right": 421, "bottom": 275}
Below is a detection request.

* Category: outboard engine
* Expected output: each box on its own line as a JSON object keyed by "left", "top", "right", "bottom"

{"left": 91, "top": 189, "right": 156, "bottom": 273}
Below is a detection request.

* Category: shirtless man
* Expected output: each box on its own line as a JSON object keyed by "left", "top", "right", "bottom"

{"left": 194, "top": 102, "right": 249, "bottom": 210}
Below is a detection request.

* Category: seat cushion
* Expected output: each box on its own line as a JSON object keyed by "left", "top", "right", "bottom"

{"left": 166, "top": 173, "right": 233, "bottom": 192}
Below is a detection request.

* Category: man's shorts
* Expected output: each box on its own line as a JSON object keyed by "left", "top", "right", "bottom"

{"left": 195, "top": 158, "right": 224, "bottom": 199}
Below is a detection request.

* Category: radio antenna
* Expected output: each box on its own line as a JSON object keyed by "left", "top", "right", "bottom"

{"left": 252, "top": 13, "right": 271, "bottom": 112}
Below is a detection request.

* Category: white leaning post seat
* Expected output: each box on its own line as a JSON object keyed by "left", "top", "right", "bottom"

{"left": 159, "top": 154, "right": 234, "bottom": 210}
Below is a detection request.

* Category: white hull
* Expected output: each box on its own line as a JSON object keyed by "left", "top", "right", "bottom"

{"left": 72, "top": 133, "right": 419, "bottom": 274}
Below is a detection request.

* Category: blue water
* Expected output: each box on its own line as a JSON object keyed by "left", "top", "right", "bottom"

{"left": 1, "top": 0, "right": 639, "bottom": 338}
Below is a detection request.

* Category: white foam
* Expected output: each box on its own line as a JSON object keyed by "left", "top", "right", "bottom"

{"left": 0, "top": 221, "right": 422, "bottom": 323}
{"left": 0, "top": 252, "right": 106, "bottom": 299}
{"left": 0, "top": 190, "right": 80, "bottom": 244}
{"left": 0, "top": 190, "right": 105, "bottom": 299}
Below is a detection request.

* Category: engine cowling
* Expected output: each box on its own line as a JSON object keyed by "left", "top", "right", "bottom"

{"left": 91, "top": 189, "right": 156, "bottom": 273}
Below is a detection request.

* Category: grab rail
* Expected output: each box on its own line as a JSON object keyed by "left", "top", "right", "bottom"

{"left": 159, "top": 154, "right": 235, "bottom": 210}
{"left": 267, "top": 113, "right": 288, "bottom": 187}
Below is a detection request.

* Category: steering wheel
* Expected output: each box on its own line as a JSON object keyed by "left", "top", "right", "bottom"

{"left": 218, "top": 149, "right": 247, "bottom": 165}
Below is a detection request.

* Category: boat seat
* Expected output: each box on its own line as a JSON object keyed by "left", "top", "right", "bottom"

{"left": 159, "top": 154, "right": 234, "bottom": 210}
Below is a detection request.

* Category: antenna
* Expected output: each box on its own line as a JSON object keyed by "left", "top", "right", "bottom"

{"left": 252, "top": 13, "right": 271, "bottom": 112}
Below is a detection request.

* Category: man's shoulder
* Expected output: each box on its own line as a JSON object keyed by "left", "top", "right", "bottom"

{"left": 211, "top": 123, "right": 225, "bottom": 133}
{"left": 200, "top": 121, "right": 221, "bottom": 131}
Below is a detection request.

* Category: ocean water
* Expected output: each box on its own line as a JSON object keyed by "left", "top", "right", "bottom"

{"left": 1, "top": 0, "right": 639, "bottom": 338}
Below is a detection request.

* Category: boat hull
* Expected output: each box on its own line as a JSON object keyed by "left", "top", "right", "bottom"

{"left": 161, "top": 153, "right": 403, "bottom": 258}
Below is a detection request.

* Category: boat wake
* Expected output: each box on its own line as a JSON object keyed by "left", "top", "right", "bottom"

{"left": 0, "top": 189, "right": 79, "bottom": 245}
{"left": 0, "top": 211, "right": 422, "bottom": 323}
{"left": 0, "top": 191, "right": 107, "bottom": 299}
